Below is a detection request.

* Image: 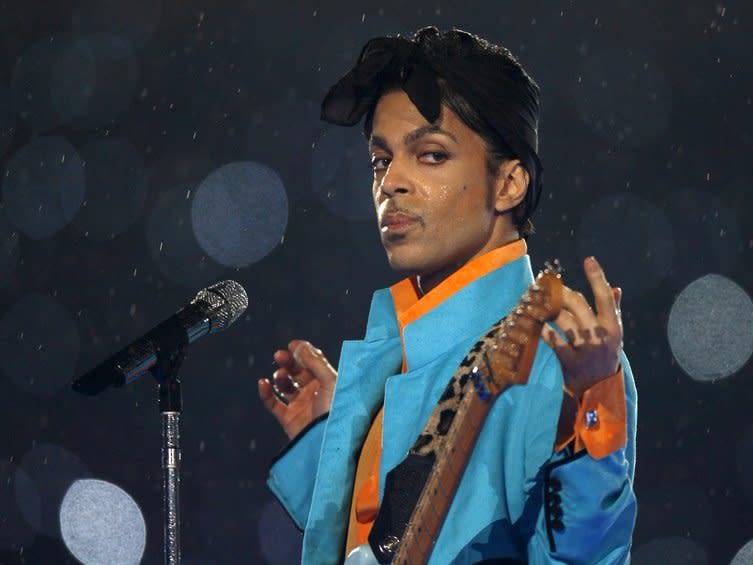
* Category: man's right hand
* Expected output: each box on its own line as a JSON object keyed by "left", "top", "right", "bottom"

{"left": 257, "top": 340, "right": 337, "bottom": 440}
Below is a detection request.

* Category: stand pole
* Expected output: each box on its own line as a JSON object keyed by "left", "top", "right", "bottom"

{"left": 160, "top": 372, "right": 183, "bottom": 564}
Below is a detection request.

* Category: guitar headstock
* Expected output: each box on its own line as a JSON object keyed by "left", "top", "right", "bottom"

{"left": 524, "top": 265, "right": 565, "bottom": 323}
{"left": 473, "top": 264, "right": 564, "bottom": 398}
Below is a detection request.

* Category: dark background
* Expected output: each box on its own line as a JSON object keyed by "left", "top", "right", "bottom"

{"left": 0, "top": 1, "right": 752, "bottom": 563}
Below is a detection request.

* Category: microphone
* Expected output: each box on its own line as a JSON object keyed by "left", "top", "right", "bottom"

{"left": 73, "top": 280, "right": 249, "bottom": 396}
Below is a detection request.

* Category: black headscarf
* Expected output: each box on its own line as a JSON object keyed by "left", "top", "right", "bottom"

{"left": 320, "top": 26, "right": 543, "bottom": 224}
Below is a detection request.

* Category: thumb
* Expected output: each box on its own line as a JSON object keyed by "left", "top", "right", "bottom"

{"left": 291, "top": 341, "right": 337, "bottom": 386}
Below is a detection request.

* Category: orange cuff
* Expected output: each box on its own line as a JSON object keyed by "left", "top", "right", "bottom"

{"left": 573, "top": 367, "right": 627, "bottom": 459}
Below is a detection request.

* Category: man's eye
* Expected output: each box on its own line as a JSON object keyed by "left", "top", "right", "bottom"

{"left": 370, "top": 157, "right": 390, "bottom": 171}
{"left": 421, "top": 151, "right": 448, "bottom": 164}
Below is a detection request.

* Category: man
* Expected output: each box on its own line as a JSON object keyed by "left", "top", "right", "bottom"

{"left": 258, "top": 27, "right": 637, "bottom": 564}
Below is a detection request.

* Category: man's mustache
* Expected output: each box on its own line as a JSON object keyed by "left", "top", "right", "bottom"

{"left": 378, "top": 204, "right": 424, "bottom": 225}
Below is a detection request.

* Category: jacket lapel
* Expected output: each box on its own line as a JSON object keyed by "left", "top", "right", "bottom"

{"left": 301, "top": 289, "right": 403, "bottom": 564}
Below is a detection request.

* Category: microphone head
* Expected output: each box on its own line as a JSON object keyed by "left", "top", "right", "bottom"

{"left": 193, "top": 280, "right": 249, "bottom": 333}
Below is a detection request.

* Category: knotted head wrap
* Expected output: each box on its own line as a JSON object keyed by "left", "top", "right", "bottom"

{"left": 320, "top": 26, "right": 543, "bottom": 236}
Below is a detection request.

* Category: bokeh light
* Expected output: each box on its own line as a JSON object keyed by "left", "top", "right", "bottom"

{"left": 73, "top": 137, "right": 148, "bottom": 240}
{"left": 2, "top": 136, "right": 86, "bottom": 240}
{"left": 576, "top": 192, "right": 675, "bottom": 298}
{"left": 0, "top": 292, "right": 81, "bottom": 395}
{"left": 16, "top": 444, "right": 90, "bottom": 537}
{"left": 731, "top": 538, "right": 753, "bottom": 565}
{"left": 0, "top": 208, "right": 20, "bottom": 289}
{"left": 50, "top": 34, "right": 141, "bottom": 129}
{"left": 191, "top": 161, "right": 288, "bottom": 268}
{"left": 0, "top": 459, "right": 37, "bottom": 550}
{"left": 60, "top": 478, "right": 146, "bottom": 565}
{"left": 12, "top": 36, "right": 68, "bottom": 132}
{"left": 243, "top": 98, "right": 320, "bottom": 202}
{"left": 145, "top": 184, "right": 226, "bottom": 288}
{"left": 311, "top": 126, "right": 374, "bottom": 221}
{"left": 667, "top": 274, "right": 753, "bottom": 382}
{"left": 572, "top": 48, "right": 672, "bottom": 147}
{"left": 49, "top": 38, "right": 96, "bottom": 124}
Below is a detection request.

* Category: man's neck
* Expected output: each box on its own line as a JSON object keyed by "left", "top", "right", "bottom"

{"left": 416, "top": 233, "right": 521, "bottom": 296}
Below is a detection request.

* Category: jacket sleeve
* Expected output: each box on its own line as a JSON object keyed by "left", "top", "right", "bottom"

{"left": 526, "top": 351, "right": 638, "bottom": 564}
{"left": 266, "top": 413, "right": 329, "bottom": 530}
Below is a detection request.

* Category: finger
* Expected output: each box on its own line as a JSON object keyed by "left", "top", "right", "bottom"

{"left": 258, "top": 378, "right": 287, "bottom": 420}
{"left": 541, "top": 327, "right": 580, "bottom": 366}
{"left": 273, "top": 349, "right": 296, "bottom": 370}
{"left": 273, "top": 344, "right": 313, "bottom": 386}
{"left": 541, "top": 325, "right": 568, "bottom": 349}
{"left": 613, "top": 287, "right": 622, "bottom": 312}
{"left": 290, "top": 340, "right": 337, "bottom": 387}
{"left": 550, "top": 309, "right": 587, "bottom": 346}
{"left": 561, "top": 286, "right": 598, "bottom": 331}
{"left": 273, "top": 368, "right": 300, "bottom": 396}
{"left": 583, "top": 256, "right": 618, "bottom": 325}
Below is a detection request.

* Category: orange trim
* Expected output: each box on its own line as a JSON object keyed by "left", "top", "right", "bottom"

{"left": 572, "top": 367, "right": 627, "bottom": 459}
{"left": 391, "top": 239, "right": 528, "bottom": 334}
{"left": 345, "top": 408, "right": 384, "bottom": 553}
{"left": 389, "top": 277, "right": 420, "bottom": 320}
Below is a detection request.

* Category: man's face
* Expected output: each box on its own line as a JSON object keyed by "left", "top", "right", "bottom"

{"left": 368, "top": 89, "right": 504, "bottom": 285}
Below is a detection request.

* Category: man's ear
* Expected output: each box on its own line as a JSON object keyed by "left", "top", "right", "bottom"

{"left": 492, "top": 159, "right": 529, "bottom": 213}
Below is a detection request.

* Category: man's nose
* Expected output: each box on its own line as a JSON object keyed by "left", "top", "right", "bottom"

{"left": 377, "top": 159, "right": 411, "bottom": 198}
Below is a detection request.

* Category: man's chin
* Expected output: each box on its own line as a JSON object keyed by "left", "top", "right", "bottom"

{"left": 384, "top": 247, "right": 428, "bottom": 274}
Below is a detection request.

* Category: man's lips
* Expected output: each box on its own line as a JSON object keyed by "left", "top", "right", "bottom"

{"left": 380, "top": 213, "right": 420, "bottom": 232}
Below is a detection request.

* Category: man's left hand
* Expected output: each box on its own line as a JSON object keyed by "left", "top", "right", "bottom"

{"left": 541, "top": 256, "right": 623, "bottom": 399}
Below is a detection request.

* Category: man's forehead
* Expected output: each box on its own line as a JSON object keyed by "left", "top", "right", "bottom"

{"left": 368, "top": 123, "right": 458, "bottom": 150}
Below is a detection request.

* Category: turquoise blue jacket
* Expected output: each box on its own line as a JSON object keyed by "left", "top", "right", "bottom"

{"left": 268, "top": 255, "right": 637, "bottom": 564}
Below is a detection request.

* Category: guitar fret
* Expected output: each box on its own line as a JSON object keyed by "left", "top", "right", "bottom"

{"left": 414, "top": 525, "right": 429, "bottom": 555}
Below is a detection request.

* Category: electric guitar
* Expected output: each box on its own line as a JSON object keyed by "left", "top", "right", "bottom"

{"left": 346, "top": 266, "right": 563, "bottom": 564}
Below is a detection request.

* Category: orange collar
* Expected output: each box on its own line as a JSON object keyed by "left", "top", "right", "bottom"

{"left": 389, "top": 239, "right": 528, "bottom": 335}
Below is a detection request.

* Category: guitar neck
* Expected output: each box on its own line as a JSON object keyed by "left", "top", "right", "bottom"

{"left": 395, "top": 385, "right": 493, "bottom": 564}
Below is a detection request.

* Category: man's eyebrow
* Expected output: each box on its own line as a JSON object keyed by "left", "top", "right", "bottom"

{"left": 404, "top": 124, "right": 458, "bottom": 146}
{"left": 368, "top": 125, "right": 458, "bottom": 152}
{"left": 368, "top": 135, "right": 390, "bottom": 152}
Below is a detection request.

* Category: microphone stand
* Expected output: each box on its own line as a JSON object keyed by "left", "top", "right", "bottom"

{"left": 71, "top": 280, "right": 249, "bottom": 565}
{"left": 154, "top": 344, "right": 186, "bottom": 565}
